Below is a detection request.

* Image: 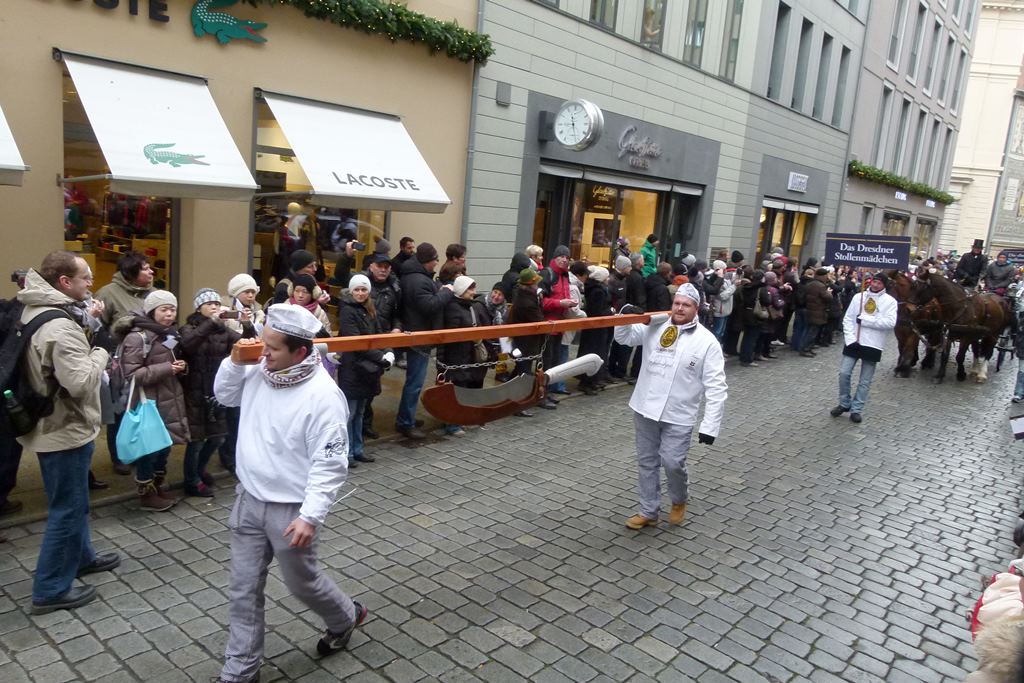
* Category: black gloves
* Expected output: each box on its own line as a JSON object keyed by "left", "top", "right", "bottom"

{"left": 698, "top": 433, "right": 715, "bottom": 445}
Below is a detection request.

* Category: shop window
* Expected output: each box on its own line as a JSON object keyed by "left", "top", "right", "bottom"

{"left": 912, "top": 219, "right": 936, "bottom": 256}
{"left": 757, "top": 205, "right": 812, "bottom": 264}
{"left": 252, "top": 99, "right": 385, "bottom": 300}
{"left": 682, "top": 0, "right": 709, "bottom": 67}
{"left": 62, "top": 73, "right": 174, "bottom": 292}
{"left": 640, "top": 0, "right": 667, "bottom": 50}
{"left": 881, "top": 212, "right": 909, "bottom": 237}
{"left": 590, "top": 0, "right": 617, "bottom": 30}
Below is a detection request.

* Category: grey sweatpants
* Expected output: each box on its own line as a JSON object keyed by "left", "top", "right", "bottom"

{"left": 220, "top": 486, "right": 355, "bottom": 682}
{"left": 633, "top": 411, "right": 693, "bottom": 519}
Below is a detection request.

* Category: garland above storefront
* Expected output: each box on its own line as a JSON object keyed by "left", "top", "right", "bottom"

{"left": 243, "top": 0, "right": 494, "bottom": 64}
{"left": 848, "top": 160, "right": 955, "bottom": 205}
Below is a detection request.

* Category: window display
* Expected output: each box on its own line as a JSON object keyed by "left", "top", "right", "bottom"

{"left": 62, "top": 73, "right": 174, "bottom": 291}
{"left": 253, "top": 99, "right": 386, "bottom": 300}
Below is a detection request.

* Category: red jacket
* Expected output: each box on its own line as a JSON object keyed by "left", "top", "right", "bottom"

{"left": 541, "top": 260, "right": 571, "bottom": 326}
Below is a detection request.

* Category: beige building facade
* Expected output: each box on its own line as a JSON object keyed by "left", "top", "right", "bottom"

{"left": 942, "top": 0, "right": 1024, "bottom": 256}
{"left": 0, "top": 0, "right": 476, "bottom": 303}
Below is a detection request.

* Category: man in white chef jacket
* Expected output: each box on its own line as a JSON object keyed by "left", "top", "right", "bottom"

{"left": 212, "top": 304, "right": 366, "bottom": 683}
{"left": 613, "top": 284, "right": 727, "bottom": 530}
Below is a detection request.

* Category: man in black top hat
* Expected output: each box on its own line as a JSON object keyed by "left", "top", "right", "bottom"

{"left": 955, "top": 239, "right": 988, "bottom": 288}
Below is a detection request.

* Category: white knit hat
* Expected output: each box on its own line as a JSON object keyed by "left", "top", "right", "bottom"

{"left": 227, "top": 273, "right": 259, "bottom": 298}
{"left": 453, "top": 275, "right": 476, "bottom": 298}
{"left": 712, "top": 260, "right": 727, "bottom": 271}
{"left": 266, "top": 303, "right": 320, "bottom": 341}
{"left": 193, "top": 288, "right": 222, "bottom": 311}
{"left": 588, "top": 265, "right": 610, "bottom": 283}
{"left": 348, "top": 274, "right": 371, "bottom": 291}
{"left": 143, "top": 290, "right": 177, "bottom": 315}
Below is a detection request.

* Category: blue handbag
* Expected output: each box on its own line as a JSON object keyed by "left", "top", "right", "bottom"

{"left": 115, "top": 377, "right": 172, "bottom": 464}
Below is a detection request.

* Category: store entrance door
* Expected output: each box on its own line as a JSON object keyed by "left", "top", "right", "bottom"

{"left": 756, "top": 205, "right": 811, "bottom": 266}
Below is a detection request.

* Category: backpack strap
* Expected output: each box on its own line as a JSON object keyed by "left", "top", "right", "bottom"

{"left": 2, "top": 308, "right": 73, "bottom": 397}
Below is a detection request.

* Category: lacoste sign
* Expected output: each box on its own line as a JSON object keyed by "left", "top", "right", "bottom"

{"left": 67, "top": 1, "right": 270, "bottom": 45}
{"left": 74, "top": 0, "right": 170, "bottom": 23}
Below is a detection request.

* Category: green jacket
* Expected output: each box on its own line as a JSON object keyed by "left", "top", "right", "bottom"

{"left": 640, "top": 241, "right": 658, "bottom": 278}
{"left": 95, "top": 272, "right": 154, "bottom": 341}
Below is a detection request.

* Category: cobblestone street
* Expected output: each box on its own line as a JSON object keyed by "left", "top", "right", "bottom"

{"left": 0, "top": 346, "right": 1021, "bottom": 683}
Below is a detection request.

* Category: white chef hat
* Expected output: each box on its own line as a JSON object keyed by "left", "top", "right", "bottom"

{"left": 266, "top": 303, "right": 321, "bottom": 341}
{"left": 675, "top": 283, "right": 701, "bottom": 304}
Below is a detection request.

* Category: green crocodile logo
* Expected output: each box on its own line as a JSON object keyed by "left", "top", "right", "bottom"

{"left": 144, "top": 143, "right": 210, "bottom": 167}
{"left": 191, "top": 0, "right": 268, "bottom": 45}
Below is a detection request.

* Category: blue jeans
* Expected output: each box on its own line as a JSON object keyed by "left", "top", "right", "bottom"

{"left": 550, "top": 344, "right": 570, "bottom": 392}
{"left": 396, "top": 350, "right": 429, "bottom": 430}
{"left": 791, "top": 309, "right": 806, "bottom": 349}
{"left": 184, "top": 438, "right": 225, "bottom": 487}
{"left": 712, "top": 316, "right": 728, "bottom": 341}
{"left": 34, "top": 442, "right": 96, "bottom": 602}
{"left": 1015, "top": 358, "right": 1024, "bottom": 398}
{"left": 838, "top": 354, "right": 877, "bottom": 414}
{"left": 135, "top": 446, "right": 171, "bottom": 482}
{"left": 801, "top": 323, "right": 822, "bottom": 352}
{"left": 347, "top": 398, "right": 367, "bottom": 460}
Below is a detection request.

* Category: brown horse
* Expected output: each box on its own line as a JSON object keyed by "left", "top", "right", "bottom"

{"left": 886, "top": 270, "right": 941, "bottom": 378}
{"left": 912, "top": 268, "right": 1011, "bottom": 383}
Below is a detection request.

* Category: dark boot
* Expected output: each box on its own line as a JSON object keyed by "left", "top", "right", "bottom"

{"left": 138, "top": 481, "right": 175, "bottom": 512}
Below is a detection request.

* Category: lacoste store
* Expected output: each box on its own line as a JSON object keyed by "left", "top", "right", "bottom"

{"left": 0, "top": 1, "right": 476, "bottom": 300}
{"left": 518, "top": 92, "right": 720, "bottom": 269}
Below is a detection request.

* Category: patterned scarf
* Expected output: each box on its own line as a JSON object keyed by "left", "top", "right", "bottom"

{"left": 260, "top": 348, "right": 322, "bottom": 389}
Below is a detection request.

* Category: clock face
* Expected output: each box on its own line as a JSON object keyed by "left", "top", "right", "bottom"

{"left": 553, "top": 100, "right": 603, "bottom": 150}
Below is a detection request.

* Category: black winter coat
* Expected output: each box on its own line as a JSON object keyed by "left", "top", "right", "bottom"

{"left": 508, "top": 284, "right": 545, "bottom": 357}
{"left": 180, "top": 313, "right": 244, "bottom": 441}
{"left": 437, "top": 297, "right": 491, "bottom": 386}
{"left": 738, "top": 283, "right": 768, "bottom": 328}
{"left": 626, "top": 270, "right": 647, "bottom": 310}
{"left": 608, "top": 272, "right": 628, "bottom": 311}
{"left": 644, "top": 273, "right": 672, "bottom": 312}
{"left": 579, "top": 280, "right": 612, "bottom": 360}
{"left": 368, "top": 271, "right": 401, "bottom": 332}
{"left": 336, "top": 295, "right": 386, "bottom": 400}
{"left": 501, "top": 253, "right": 534, "bottom": 300}
{"left": 399, "top": 258, "right": 453, "bottom": 333}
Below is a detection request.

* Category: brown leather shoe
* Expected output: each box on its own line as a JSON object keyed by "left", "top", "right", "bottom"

{"left": 137, "top": 481, "right": 176, "bottom": 512}
{"left": 669, "top": 504, "right": 688, "bottom": 525}
{"left": 625, "top": 514, "right": 657, "bottom": 530}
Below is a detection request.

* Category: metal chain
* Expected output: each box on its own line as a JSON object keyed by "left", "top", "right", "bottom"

{"left": 428, "top": 337, "right": 550, "bottom": 374}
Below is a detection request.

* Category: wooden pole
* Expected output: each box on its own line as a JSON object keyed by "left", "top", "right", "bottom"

{"left": 230, "top": 312, "right": 662, "bottom": 363}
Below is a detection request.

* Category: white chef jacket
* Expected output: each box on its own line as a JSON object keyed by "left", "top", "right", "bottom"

{"left": 842, "top": 290, "right": 898, "bottom": 351}
{"left": 214, "top": 357, "right": 349, "bottom": 527}
{"left": 614, "top": 317, "right": 728, "bottom": 437}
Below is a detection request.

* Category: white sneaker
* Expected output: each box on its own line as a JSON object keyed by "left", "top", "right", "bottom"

{"left": 770, "top": 340, "right": 786, "bottom": 347}
{"left": 1013, "top": 396, "right": 1023, "bottom": 404}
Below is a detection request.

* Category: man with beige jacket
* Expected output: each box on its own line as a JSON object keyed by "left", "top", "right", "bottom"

{"left": 17, "top": 251, "right": 120, "bottom": 614}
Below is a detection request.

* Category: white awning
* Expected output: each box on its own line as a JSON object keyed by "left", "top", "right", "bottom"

{"left": 539, "top": 163, "right": 584, "bottom": 179}
{"left": 62, "top": 54, "right": 256, "bottom": 201}
{"left": 260, "top": 92, "right": 450, "bottom": 213}
{"left": 0, "top": 104, "right": 28, "bottom": 187}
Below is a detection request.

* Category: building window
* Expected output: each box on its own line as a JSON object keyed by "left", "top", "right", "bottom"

{"left": 887, "top": 0, "right": 910, "bottom": 69}
{"left": 873, "top": 84, "right": 895, "bottom": 167}
{"left": 719, "top": 0, "right": 744, "bottom": 81}
{"left": 832, "top": 46, "right": 851, "bottom": 127}
{"left": 906, "top": 1, "right": 928, "bottom": 82}
{"left": 937, "top": 125, "right": 954, "bottom": 188}
{"left": 849, "top": 0, "right": 859, "bottom": 14}
{"left": 892, "top": 97, "right": 913, "bottom": 174}
{"left": 951, "top": 47, "right": 968, "bottom": 114}
{"left": 924, "top": 18, "right": 943, "bottom": 93}
{"left": 965, "top": 0, "right": 977, "bottom": 36}
{"left": 590, "top": 0, "right": 617, "bottom": 29}
{"left": 922, "top": 117, "right": 942, "bottom": 184}
{"left": 812, "top": 33, "right": 833, "bottom": 120}
{"left": 682, "top": 0, "right": 709, "bottom": 67}
{"left": 641, "top": 0, "right": 667, "bottom": 50}
{"left": 937, "top": 34, "right": 956, "bottom": 103}
{"left": 881, "top": 212, "right": 909, "bottom": 237}
{"left": 859, "top": 205, "right": 873, "bottom": 232}
{"left": 792, "top": 19, "right": 814, "bottom": 110}
{"left": 908, "top": 108, "right": 928, "bottom": 180}
{"left": 767, "top": 2, "right": 791, "bottom": 101}
{"left": 952, "top": 0, "right": 964, "bottom": 23}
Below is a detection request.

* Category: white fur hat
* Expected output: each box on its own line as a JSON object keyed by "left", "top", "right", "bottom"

{"left": 228, "top": 273, "right": 259, "bottom": 298}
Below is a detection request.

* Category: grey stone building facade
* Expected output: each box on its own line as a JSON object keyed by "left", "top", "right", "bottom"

{"left": 462, "top": 0, "right": 867, "bottom": 286}
{"left": 838, "top": 0, "right": 979, "bottom": 258}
